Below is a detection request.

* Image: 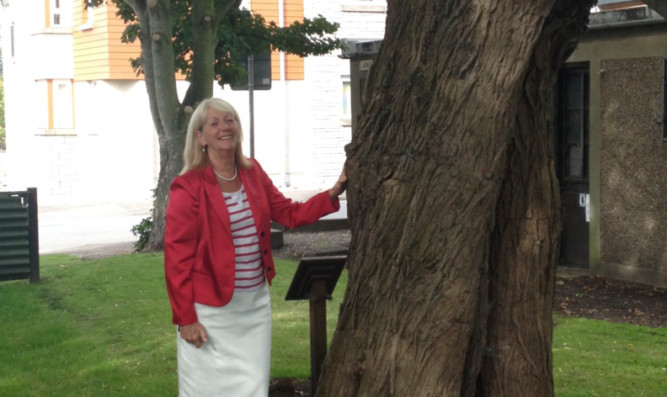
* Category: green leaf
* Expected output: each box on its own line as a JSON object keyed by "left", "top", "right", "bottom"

{"left": 89, "top": 0, "right": 342, "bottom": 87}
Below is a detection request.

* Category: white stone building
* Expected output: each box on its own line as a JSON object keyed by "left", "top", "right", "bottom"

{"left": 0, "top": 0, "right": 386, "bottom": 207}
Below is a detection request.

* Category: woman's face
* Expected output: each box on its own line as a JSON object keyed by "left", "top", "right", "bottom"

{"left": 196, "top": 107, "right": 239, "bottom": 153}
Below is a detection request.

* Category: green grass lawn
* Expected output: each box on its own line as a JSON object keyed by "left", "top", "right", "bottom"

{"left": 553, "top": 317, "right": 666, "bottom": 397}
{"left": 0, "top": 253, "right": 664, "bottom": 396}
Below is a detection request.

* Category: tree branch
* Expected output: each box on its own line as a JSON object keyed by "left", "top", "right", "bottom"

{"left": 133, "top": 5, "right": 164, "bottom": 139}
{"left": 146, "top": 0, "right": 180, "bottom": 136}
{"left": 182, "top": 0, "right": 218, "bottom": 106}
{"left": 122, "top": 0, "right": 144, "bottom": 12}
{"left": 182, "top": 0, "right": 241, "bottom": 106}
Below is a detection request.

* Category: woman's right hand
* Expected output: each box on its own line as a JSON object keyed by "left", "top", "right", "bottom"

{"left": 329, "top": 168, "right": 347, "bottom": 200}
{"left": 179, "top": 322, "right": 208, "bottom": 348}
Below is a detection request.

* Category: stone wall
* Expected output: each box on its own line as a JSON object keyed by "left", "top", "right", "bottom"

{"left": 599, "top": 56, "right": 667, "bottom": 286}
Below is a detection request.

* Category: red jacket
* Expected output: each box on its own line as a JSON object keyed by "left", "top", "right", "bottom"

{"left": 164, "top": 159, "right": 340, "bottom": 325}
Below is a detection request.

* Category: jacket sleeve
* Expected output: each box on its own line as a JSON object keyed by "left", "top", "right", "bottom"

{"left": 255, "top": 161, "right": 340, "bottom": 229}
{"left": 164, "top": 176, "right": 200, "bottom": 326}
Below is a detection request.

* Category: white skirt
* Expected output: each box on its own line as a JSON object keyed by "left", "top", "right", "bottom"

{"left": 177, "top": 283, "right": 272, "bottom": 397}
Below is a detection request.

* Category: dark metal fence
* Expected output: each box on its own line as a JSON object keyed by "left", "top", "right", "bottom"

{"left": 0, "top": 188, "right": 39, "bottom": 283}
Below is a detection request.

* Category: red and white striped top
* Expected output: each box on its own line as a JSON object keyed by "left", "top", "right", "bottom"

{"left": 223, "top": 187, "right": 265, "bottom": 292}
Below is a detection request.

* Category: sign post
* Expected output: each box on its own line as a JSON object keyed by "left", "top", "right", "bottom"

{"left": 230, "top": 53, "right": 272, "bottom": 158}
{"left": 248, "top": 55, "right": 255, "bottom": 157}
{"left": 285, "top": 254, "right": 347, "bottom": 393}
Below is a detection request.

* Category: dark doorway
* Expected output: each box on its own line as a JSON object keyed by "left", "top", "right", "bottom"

{"left": 557, "top": 64, "right": 590, "bottom": 268}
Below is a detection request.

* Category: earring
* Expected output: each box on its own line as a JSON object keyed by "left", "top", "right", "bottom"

{"left": 202, "top": 145, "right": 207, "bottom": 153}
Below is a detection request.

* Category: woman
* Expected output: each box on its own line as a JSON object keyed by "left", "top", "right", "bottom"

{"left": 164, "top": 97, "right": 347, "bottom": 396}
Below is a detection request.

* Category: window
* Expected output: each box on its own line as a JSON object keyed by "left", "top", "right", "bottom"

{"left": 53, "top": 80, "right": 73, "bottom": 129}
{"left": 80, "top": 2, "right": 95, "bottom": 30}
{"left": 342, "top": 79, "right": 351, "bottom": 125}
{"left": 10, "top": 22, "right": 14, "bottom": 59}
{"left": 43, "top": 0, "right": 71, "bottom": 29}
{"left": 51, "top": 0, "right": 61, "bottom": 26}
{"left": 558, "top": 65, "right": 590, "bottom": 180}
{"left": 45, "top": 79, "right": 74, "bottom": 132}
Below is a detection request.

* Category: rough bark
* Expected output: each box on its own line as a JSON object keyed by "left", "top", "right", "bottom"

{"left": 316, "top": 1, "right": 592, "bottom": 396}
{"left": 478, "top": 2, "right": 593, "bottom": 396}
{"left": 143, "top": 0, "right": 183, "bottom": 250}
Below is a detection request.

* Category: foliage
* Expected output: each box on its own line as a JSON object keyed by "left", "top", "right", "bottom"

{"left": 130, "top": 216, "right": 153, "bottom": 252}
{"left": 107, "top": 1, "right": 343, "bottom": 87}
{"left": 0, "top": 254, "right": 663, "bottom": 396}
{"left": 131, "top": 188, "right": 156, "bottom": 252}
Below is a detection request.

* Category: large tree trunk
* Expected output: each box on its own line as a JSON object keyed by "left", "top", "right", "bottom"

{"left": 147, "top": 130, "right": 185, "bottom": 250}
{"left": 137, "top": 0, "right": 184, "bottom": 251}
{"left": 316, "top": 1, "right": 593, "bottom": 396}
{"left": 478, "top": 2, "right": 592, "bottom": 395}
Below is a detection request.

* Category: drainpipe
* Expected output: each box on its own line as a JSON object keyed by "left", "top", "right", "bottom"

{"left": 279, "top": 0, "right": 291, "bottom": 187}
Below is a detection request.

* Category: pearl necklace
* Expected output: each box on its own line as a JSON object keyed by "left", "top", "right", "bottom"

{"left": 213, "top": 166, "right": 238, "bottom": 182}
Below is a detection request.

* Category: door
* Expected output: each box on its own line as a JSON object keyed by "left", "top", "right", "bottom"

{"left": 558, "top": 64, "right": 590, "bottom": 268}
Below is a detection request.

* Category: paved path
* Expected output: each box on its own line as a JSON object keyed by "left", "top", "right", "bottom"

{"left": 38, "top": 192, "right": 348, "bottom": 256}
{"left": 38, "top": 202, "right": 152, "bottom": 255}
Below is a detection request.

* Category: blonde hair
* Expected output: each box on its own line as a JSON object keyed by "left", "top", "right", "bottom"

{"left": 181, "top": 97, "right": 252, "bottom": 174}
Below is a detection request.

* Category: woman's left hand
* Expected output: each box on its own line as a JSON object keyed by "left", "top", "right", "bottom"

{"left": 329, "top": 168, "right": 347, "bottom": 199}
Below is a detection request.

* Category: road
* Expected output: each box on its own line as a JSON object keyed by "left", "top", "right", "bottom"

{"left": 38, "top": 202, "right": 151, "bottom": 255}
{"left": 37, "top": 194, "right": 347, "bottom": 256}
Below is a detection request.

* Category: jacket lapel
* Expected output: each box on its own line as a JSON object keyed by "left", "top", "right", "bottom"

{"left": 202, "top": 167, "right": 231, "bottom": 233}
{"left": 239, "top": 162, "right": 266, "bottom": 230}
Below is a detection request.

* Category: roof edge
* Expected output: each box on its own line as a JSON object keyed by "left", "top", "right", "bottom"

{"left": 589, "top": 6, "right": 666, "bottom": 29}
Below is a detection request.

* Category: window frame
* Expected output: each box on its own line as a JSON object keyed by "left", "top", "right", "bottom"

{"left": 557, "top": 63, "right": 590, "bottom": 182}
{"left": 79, "top": 3, "right": 95, "bottom": 31}
{"left": 50, "top": 0, "right": 62, "bottom": 27}
{"left": 341, "top": 77, "right": 351, "bottom": 126}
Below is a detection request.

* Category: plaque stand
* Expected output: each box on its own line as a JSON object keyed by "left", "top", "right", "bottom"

{"left": 285, "top": 254, "right": 347, "bottom": 393}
